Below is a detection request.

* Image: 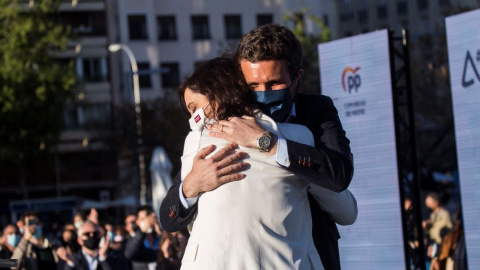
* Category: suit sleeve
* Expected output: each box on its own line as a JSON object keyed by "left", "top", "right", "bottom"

{"left": 286, "top": 96, "right": 353, "bottom": 192}
{"left": 159, "top": 171, "right": 198, "bottom": 232}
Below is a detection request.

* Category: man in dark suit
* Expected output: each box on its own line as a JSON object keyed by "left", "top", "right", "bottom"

{"left": 160, "top": 24, "right": 353, "bottom": 270}
{"left": 65, "top": 221, "right": 128, "bottom": 270}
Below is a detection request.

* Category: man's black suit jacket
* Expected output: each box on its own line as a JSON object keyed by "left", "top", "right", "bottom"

{"left": 64, "top": 250, "right": 129, "bottom": 270}
{"left": 160, "top": 94, "right": 353, "bottom": 270}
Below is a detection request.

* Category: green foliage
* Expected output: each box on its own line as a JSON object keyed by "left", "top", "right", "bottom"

{"left": 0, "top": 0, "right": 75, "bottom": 163}
{"left": 283, "top": 9, "right": 331, "bottom": 94}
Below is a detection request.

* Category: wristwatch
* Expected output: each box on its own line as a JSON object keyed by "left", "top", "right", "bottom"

{"left": 256, "top": 131, "right": 273, "bottom": 152}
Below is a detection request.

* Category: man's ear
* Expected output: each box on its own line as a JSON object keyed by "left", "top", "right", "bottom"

{"left": 290, "top": 69, "right": 304, "bottom": 100}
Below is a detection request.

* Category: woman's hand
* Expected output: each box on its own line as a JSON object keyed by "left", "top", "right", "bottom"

{"left": 207, "top": 116, "right": 278, "bottom": 156}
{"left": 207, "top": 116, "right": 264, "bottom": 149}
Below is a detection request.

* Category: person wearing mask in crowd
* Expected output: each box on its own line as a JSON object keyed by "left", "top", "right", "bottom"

{"left": 73, "top": 213, "right": 86, "bottom": 232}
{"left": 124, "top": 215, "right": 136, "bottom": 240}
{"left": 11, "top": 210, "right": 59, "bottom": 270}
{"left": 160, "top": 24, "right": 354, "bottom": 270}
{"left": 64, "top": 221, "right": 128, "bottom": 270}
{"left": 124, "top": 206, "right": 162, "bottom": 270}
{"left": 0, "top": 224, "right": 20, "bottom": 260}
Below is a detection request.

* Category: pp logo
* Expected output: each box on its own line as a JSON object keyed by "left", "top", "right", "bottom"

{"left": 342, "top": 67, "right": 361, "bottom": 93}
{"left": 462, "top": 49, "right": 480, "bottom": 88}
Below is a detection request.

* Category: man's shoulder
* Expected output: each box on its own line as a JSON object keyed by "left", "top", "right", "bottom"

{"left": 295, "top": 93, "right": 337, "bottom": 117}
{"left": 296, "top": 93, "right": 334, "bottom": 106}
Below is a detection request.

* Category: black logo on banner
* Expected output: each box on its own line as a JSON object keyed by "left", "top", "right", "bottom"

{"left": 462, "top": 50, "right": 480, "bottom": 88}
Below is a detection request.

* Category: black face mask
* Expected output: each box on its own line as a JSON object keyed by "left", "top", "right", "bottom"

{"left": 83, "top": 236, "right": 101, "bottom": 250}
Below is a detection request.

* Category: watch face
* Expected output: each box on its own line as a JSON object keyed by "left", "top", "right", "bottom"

{"left": 258, "top": 135, "right": 271, "bottom": 150}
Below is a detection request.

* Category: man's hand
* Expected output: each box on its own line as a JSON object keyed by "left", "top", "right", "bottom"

{"left": 23, "top": 220, "right": 32, "bottom": 242}
{"left": 207, "top": 116, "right": 278, "bottom": 155}
{"left": 87, "top": 208, "right": 99, "bottom": 224}
{"left": 99, "top": 234, "right": 110, "bottom": 258}
{"left": 182, "top": 142, "right": 249, "bottom": 198}
{"left": 161, "top": 237, "right": 172, "bottom": 259}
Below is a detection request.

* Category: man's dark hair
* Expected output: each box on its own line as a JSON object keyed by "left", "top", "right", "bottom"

{"left": 21, "top": 210, "right": 40, "bottom": 223}
{"left": 136, "top": 205, "right": 154, "bottom": 217}
{"left": 236, "top": 24, "right": 303, "bottom": 80}
{"left": 179, "top": 54, "right": 258, "bottom": 120}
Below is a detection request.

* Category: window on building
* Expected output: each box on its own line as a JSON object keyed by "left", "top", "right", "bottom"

{"left": 323, "top": 14, "right": 329, "bottom": 27}
{"left": 160, "top": 62, "right": 180, "bottom": 88}
{"left": 137, "top": 62, "right": 152, "bottom": 88}
{"left": 421, "top": 16, "right": 431, "bottom": 34}
{"left": 76, "top": 58, "right": 108, "bottom": 82}
{"left": 191, "top": 15, "right": 210, "bottom": 40}
{"left": 62, "top": 103, "right": 111, "bottom": 130}
{"left": 224, "top": 15, "right": 242, "bottom": 39}
{"left": 60, "top": 12, "right": 106, "bottom": 36}
{"left": 396, "top": 0, "right": 408, "bottom": 15}
{"left": 417, "top": 0, "right": 428, "bottom": 10}
{"left": 82, "top": 104, "right": 111, "bottom": 129}
{"left": 377, "top": 1, "right": 388, "bottom": 19}
{"left": 358, "top": 0, "right": 368, "bottom": 23}
{"left": 256, "top": 14, "right": 273, "bottom": 26}
{"left": 128, "top": 15, "right": 148, "bottom": 40}
{"left": 340, "top": 0, "right": 353, "bottom": 22}
{"left": 157, "top": 16, "right": 177, "bottom": 40}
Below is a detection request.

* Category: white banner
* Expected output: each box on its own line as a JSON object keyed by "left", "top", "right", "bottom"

{"left": 319, "top": 29, "right": 405, "bottom": 269}
{"left": 446, "top": 9, "right": 480, "bottom": 269}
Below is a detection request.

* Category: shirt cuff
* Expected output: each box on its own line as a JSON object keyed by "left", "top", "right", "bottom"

{"left": 275, "top": 137, "right": 290, "bottom": 167}
{"left": 99, "top": 255, "right": 107, "bottom": 262}
{"left": 179, "top": 182, "right": 199, "bottom": 209}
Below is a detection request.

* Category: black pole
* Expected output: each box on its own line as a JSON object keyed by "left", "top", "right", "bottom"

{"left": 402, "top": 29, "right": 427, "bottom": 270}
{"left": 389, "top": 29, "right": 426, "bottom": 270}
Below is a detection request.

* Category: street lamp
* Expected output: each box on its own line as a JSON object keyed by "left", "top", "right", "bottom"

{"left": 108, "top": 44, "right": 147, "bottom": 205}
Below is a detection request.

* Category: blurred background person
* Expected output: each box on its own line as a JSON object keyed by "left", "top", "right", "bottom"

{"left": 56, "top": 225, "right": 81, "bottom": 270}
{"left": 124, "top": 215, "right": 137, "bottom": 240}
{"left": 423, "top": 192, "right": 453, "bottom": 270}
{"left": 156, "top": 232, "right": 180, "bottom": 270}
{"left": 65, "top": 220, "right": 128, "bottom": 270}
{"left": 73, "top": 213, "right": 86, "bottom": 232}
{"left": 16, "top": 220, "right": 24, "bottom": 236}
{"left": 124, "top": 205, "right": 161, "bottom": 270}
{"left": 0, "top": 224, "right": 20, "bottom": 260}
{"left": 11, "top": 210, "right": 58, "bottom": 270}
{"left": 87, "top": 208, "right": 99, "bottom": 225}
{"left": 438, "top": 210, "right": 466, "bottom": 270}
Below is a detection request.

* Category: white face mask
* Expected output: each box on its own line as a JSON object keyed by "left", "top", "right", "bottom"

{"left": 188, "top": 103, "right": 214, "bottom": 131}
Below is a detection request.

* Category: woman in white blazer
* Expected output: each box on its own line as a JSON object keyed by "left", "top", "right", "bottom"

{"left": 178, "top": 56, "right": 356, "bottom": 270}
